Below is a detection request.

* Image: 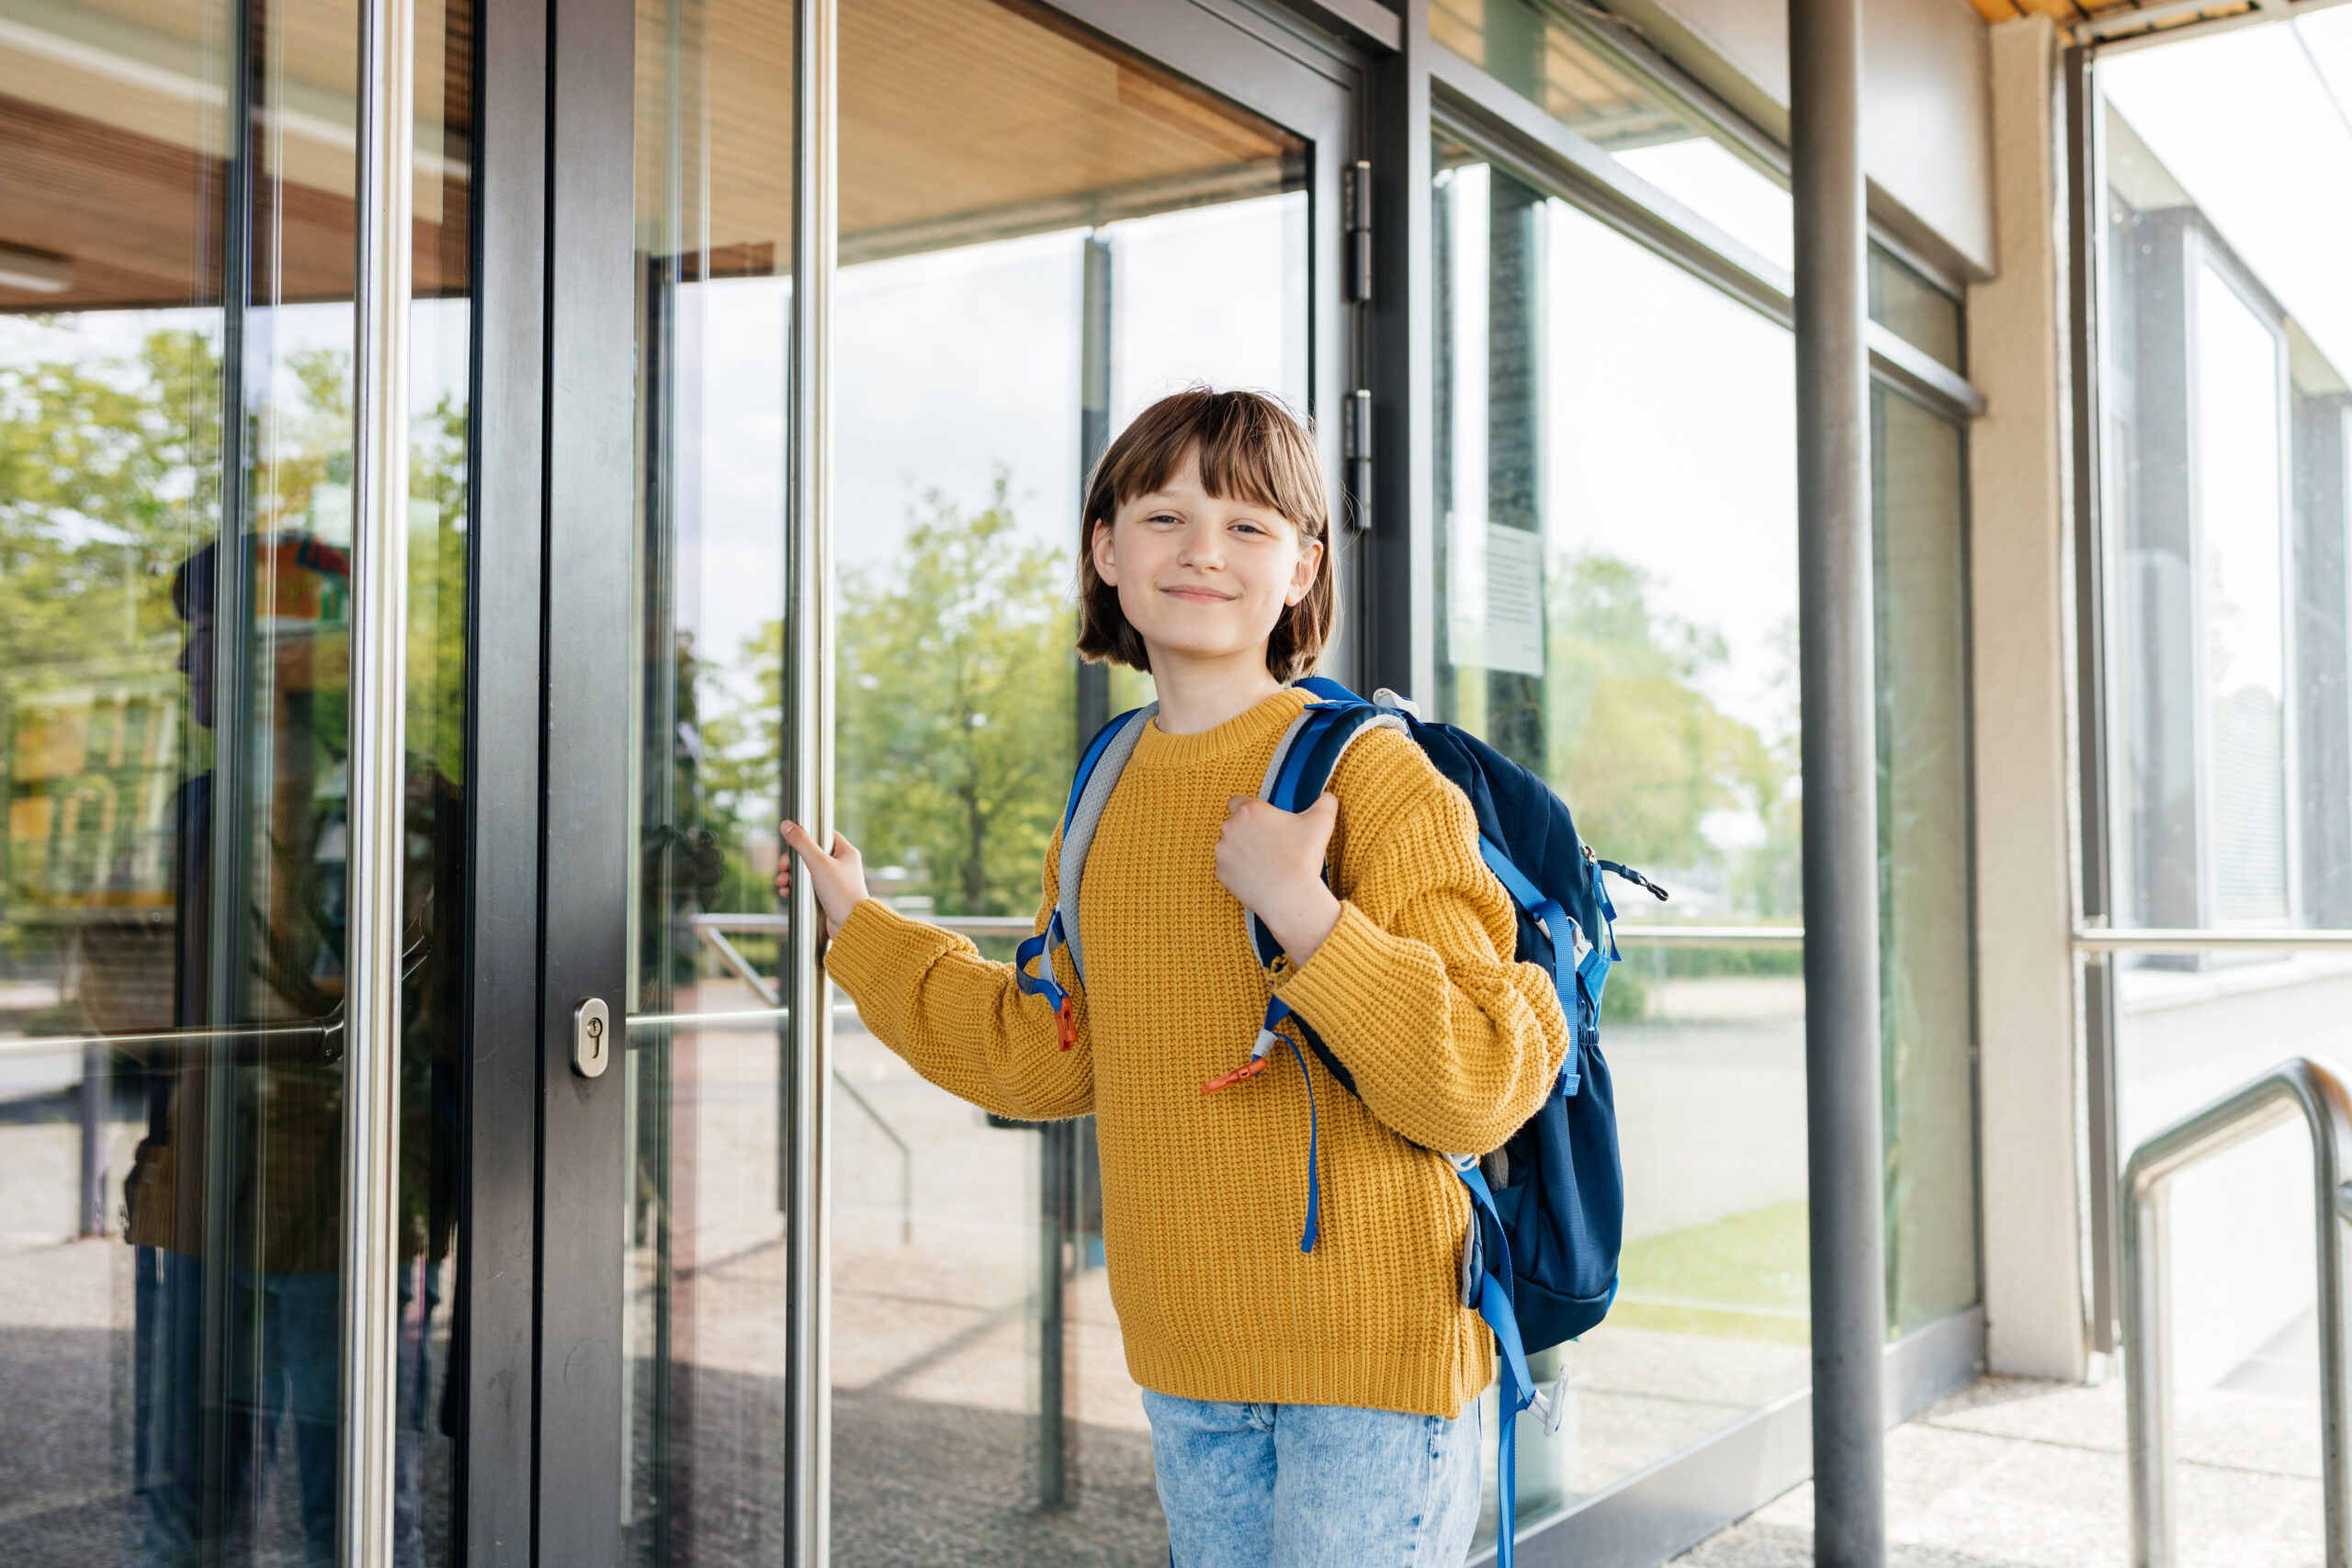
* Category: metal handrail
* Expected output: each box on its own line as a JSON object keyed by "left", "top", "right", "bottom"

{"left": 2080, "top": 927, "right": 2352, "bottom": 954}
{"left": 0, "top": 1019, "right": 331, "bottom": 1061}
{"left": 1609, "top": 924, "right": 1802, "bottom": 949}
{"left": 2122, "top": 1055, "right": 2352, "bottom": 1568}
{"left": 690, "top": 908, "right": 1806, "bottom": 949}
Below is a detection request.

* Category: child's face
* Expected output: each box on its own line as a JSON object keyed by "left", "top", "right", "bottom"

{"left": 1091, "top": 446, "right": 1321, "bottom": 673}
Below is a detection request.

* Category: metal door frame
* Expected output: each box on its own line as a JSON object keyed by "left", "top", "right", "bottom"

{"left": 458, "top": 0, "right": 637, "bottom": 1559}
{"left": 776, "top": 0, "right": 1375, "bottom": 1556}
{"left": 458, "top": 0, "right": 1380, "bottom": 1562}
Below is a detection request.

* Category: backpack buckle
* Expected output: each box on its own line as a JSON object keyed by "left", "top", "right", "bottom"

{"left": 1055, "top": 997, "right": 1078, "bottom": 1050}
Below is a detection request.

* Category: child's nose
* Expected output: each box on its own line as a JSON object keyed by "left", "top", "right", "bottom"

{"left": 1178, "top": 527, "right": 1224, "bottom": 567}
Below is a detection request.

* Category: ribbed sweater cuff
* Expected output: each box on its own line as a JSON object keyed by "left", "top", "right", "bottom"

{"left": 823, "top": 898, "right": 960, "bottom": 1004}
{"left": 1272, "top": 899, "right": 1396, "bottom": 1039}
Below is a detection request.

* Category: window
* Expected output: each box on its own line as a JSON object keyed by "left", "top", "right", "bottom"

{"left": 2096, "top": 14, "right": 2352, "bottom": 1399}
{"left": 1433, "top": 130, "right": 1976, "bottom": 1535}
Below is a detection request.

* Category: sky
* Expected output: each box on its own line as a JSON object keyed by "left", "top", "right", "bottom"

{"left": 2102, "top": 11, "right": 2352, "bottom": 379}
{"left": 681, "top": 194, "right": 1308, "bottom": 682}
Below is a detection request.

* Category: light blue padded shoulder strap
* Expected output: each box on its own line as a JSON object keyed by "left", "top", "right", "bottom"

{"left": 1054, "top": 703, "right": 1156, "bottom": 987}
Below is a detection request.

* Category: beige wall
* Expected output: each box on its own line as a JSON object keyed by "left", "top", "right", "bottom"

{"left": 1964, "top": 14, "right": 2091, "bottom": 1382}
{"left": 1609, "top": 0, "right": 1996, "bottom": 279}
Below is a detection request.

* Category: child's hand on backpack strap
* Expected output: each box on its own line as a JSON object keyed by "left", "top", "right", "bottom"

{"left": 1216, "top": 794, "right": 1343, "bottom": 966}
{"left": 777, "top": 821, "right": 870, "bottom": 942}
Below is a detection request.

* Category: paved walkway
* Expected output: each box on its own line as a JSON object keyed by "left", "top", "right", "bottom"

{"left": 1673, "top": 1327, "right": 2324, "bottom": 1568}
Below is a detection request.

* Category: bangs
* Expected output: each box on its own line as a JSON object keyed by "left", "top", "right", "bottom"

{"left": 1091, "top": 388, "right": 1325, "bottom": 537}
{"left": 1076, "top": 386, "right": 1340, "bottom": 683}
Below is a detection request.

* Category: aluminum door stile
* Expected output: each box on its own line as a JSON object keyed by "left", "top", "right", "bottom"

{"left": 344, "top": 0, "right": 416, "bottom": 1555}
{"left": 1361, "top": 0, "right": 1432, "bottom": 702}
{"left": 538, "top": 0, "right": 638, "bottom": 1559}
{"left": 783, "top": 0, "right": 837, "bottom": 1556}
{"left": 459, "top": 0, "right": 549, "bottom": 1549}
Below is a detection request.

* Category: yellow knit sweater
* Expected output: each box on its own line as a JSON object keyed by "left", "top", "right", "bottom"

{"left": 824, "top": 687, "right": 1570, "bottom": 1418}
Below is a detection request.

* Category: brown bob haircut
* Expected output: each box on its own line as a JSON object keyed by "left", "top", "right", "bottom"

{"left": 1077, "top": 387, "right": 1337, "bottom": 682}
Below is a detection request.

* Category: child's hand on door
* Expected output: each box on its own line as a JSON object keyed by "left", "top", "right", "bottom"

{"left": 777, "top": 821, "right": 871, "bottom": 942}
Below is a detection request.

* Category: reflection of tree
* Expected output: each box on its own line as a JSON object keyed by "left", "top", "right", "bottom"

{"left": 1545, "top": 551, "right": 1777, "bottom": 878}
{"left": 709, "top": 483, "right": 1075, "bottom": 919}
{"left": 840, "top": 480, "right": 1073, "bottom": 916}
{"left": 0, "top": 327, "right": 220, "bottom": 682}
{"left": 1737, "top": 615, "right": 1803, "bottom": 921}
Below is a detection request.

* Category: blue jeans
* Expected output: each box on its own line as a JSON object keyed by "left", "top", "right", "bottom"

{"left": 1142, "top": 1390, "right": 1483, "bottom": 1568}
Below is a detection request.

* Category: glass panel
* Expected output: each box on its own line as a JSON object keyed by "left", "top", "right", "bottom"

{"left": 1432, "top": 145, "right": 1809, "bottom": 1536}
{"left": 0, "top": 0, "right": 474, "bottom": 1558}
{"left": 2193, "top": 265, "right": 2290, "bottom": 925}
{"left": 1429, "top": 0, "right": 1792, "bottom": 271}
{"left": 2103, "top": 23, "right": 2352, "bottom": 938}
{"left": 1869, "top": 244, "right": 1962, "bottom": 374}
{"left": 1432, "top": 142, "right": 1977, "bottom": 1535}
{"left": 1871, "top": 386, "right": 1977, "bottom": 1336}
{"left": 621, "top": 0, "right": 797, "bottom": 1557}
{"left": 622, "top": 0, "right": 1306, "bottom": 1561}
{"left": 2097, "top": 20, "right": 2352, "bottom": 1506}
{"left": 832, "top": 5, "right": 1305, "bottom": 1559}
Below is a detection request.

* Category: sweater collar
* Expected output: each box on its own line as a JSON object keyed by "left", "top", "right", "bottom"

{"left": 1129, "top": 687, "right": 1311, "bottom": 771}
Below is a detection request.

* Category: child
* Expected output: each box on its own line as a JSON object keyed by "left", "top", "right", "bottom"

{"left": 780, "top": 388, "right": 1568, "bottom": 1567}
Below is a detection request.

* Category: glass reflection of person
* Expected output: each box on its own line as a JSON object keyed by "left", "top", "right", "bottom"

{"left": 127, "top": 536, "right": 458, "bottom": 1567}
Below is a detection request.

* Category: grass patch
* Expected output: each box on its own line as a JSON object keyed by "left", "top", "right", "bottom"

{"left": 1610, "top": 1199, "right": 1811, "bottom": 1344}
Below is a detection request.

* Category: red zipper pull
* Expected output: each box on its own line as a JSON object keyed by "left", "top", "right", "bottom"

{"left": 1056, "top": 997, "right": 1078, "bottom": 1050}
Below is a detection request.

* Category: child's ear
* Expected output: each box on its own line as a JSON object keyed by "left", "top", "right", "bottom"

{"left": 1287, "top": 536, "right": 1324, "bottom": 605}
{"left": 1091, "top": 518, "right": 1119, "bottom": 586}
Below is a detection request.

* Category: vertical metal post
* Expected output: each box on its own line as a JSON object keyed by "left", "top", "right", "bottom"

{"left": 1043, "top": 232, "right": 1112, "bottom": 1512}
{"left": 2126, "top": 1179, "right": 2177, "bottom": 1565}
{"left": 198, "top": 0, "right": 259, "bottom": 1536}
{"left": 2064, "top": 40, "right": 2124, "bottom": 1360}
{"left": 79, "top": 1041, "right": 106, "bottom": 1236}
{"left": 1077, "top": 232, "right": 1113, "bottom": 744}
{"left": 1039, "top": 1122, "right": 1072, "bottom": 1509}
{"left": 1789, "top": 0, "right": 1886, "bottom": 1562}
{"left": 785, "top": 0, "right": 836, "bottom": 1554}
{"left": 342, "top": 0, "right": 412, "bottom": 1551}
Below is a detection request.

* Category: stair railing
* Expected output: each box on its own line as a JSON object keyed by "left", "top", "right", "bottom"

{"left": 2122, "top": 1055, "right": 2352, "bottom": 1568}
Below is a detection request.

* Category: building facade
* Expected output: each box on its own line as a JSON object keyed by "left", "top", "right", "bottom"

{"left": 3, "top": 0, "right": 2349, "bottom": 1563}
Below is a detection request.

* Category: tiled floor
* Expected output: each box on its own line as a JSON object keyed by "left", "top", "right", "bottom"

{"left": 1673, "top": 1318, "right": 2325, "bottom": 1568}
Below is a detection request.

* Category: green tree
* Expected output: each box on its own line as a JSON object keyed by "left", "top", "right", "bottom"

{"left": 0, "top": 326, "right": 222, "bottom": 680}
{"left": 408, "top": 389, "right": 470, "bottom": 783}
{"left": 1545, "top": 551, "right": 1774, "bottom": 874}
{"left": 803, "top": 480, "right": 1072, "bottom": 917}
{"left": 704, "top": 483, "right": 1075, "bottom": 919}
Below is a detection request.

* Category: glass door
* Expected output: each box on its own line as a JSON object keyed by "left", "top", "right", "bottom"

{"left": 620, "top": 0, "right": 1355, "bottom": 1561}
{"left": 0, "top": 0, "right": 477, "bottom": 1559}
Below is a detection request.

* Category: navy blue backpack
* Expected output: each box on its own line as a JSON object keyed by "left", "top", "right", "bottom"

{"left": 1016, "top": 677, "right": 1659, "bottom": 1565}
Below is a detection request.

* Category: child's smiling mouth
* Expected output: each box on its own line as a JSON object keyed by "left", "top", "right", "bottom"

{"left": 1162, "top": 585, "right": 1237, "bottom": 604}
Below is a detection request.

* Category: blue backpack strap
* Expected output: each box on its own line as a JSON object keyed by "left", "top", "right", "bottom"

{"left": 1478, "top": 836, "right": 1585, "bottom": 1095}
{"left": 1236, "top": 695, "right": 1407, "bottom": 1250}
{"left": 1291, "top": 674, "right": 1363, "bottom": 705}
{"left": 1456, "top": 1157, "right": 1538, "bottom": 1568}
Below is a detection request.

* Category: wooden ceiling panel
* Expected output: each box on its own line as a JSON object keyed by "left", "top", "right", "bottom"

{"left": 1963, "top": 0, "right": 2260, "bottom": 28}
{"left": 838, "top": 0, "right": 1297, "bottom": 244}
{"left": 0, "top": 0, "right": 474, "bottom": 314}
